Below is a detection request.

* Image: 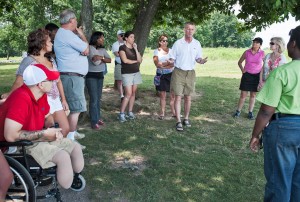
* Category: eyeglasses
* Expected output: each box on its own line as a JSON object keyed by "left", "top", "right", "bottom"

{"left": 289, "top": 29, "right": 294, "bottom": 36}
{"left": 270, "top": 42, "right": 275, "bottom": 45}
{"left": 42, "top": 80, "right": 53, "bottom": 83}
{"left": 161, "top": 40, "right": 168, "bottom": 42}
{"left": 120, "top": 34, "right": 124, "bottom": 37}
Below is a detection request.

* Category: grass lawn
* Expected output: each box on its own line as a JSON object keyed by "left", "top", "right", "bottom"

{"left": 0, "top": 48, "right": 265, "bottom": 201}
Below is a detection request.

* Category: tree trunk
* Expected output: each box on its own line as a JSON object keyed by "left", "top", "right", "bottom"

{"left": 132, "top": 0, "right": 160, "bottom": 56}
{"left": 80, "top": 0, "right": 94, "bottom": 41}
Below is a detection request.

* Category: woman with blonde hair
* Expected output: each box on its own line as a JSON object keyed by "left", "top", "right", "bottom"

{"left": 153, "top": 34, "right": 175, "bottom": 119}
{"left": 258, "top": 37, "right": 287, "bottom": 90}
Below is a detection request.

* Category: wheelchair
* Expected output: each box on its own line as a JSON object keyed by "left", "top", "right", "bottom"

{"left": 0, "top": 140, "right": 86, "bottom": 202}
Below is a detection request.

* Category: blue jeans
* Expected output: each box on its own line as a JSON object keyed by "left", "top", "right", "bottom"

{"left": 263, "top": 116, "right": 300, "bottom": 202}
{"left": 85, "top": 77, "right": 104, "bottom": 126}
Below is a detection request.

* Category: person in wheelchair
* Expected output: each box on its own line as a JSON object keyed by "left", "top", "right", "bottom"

{"left": 0, "top": 151, "right": 13, "bottom": 202}
{"left": 0, "top": 64, "right": 85, "bottom": 191}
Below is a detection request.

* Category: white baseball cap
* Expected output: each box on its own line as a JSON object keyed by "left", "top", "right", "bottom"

{"left": 23, "top": 64, "right": 59, "bottom": 85}
{"left": 117, "top": 30, "right": 125, "bottom": 35}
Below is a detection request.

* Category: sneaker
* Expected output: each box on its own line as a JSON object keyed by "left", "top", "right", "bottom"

{"left": 74, "top": 140, "right": 86, "bottom": 150}
{"left": 182, "top": 119, "right": 191, "bottom": 127}
{"left": 7, "top": 146, "right": 17, "bottom": 154}
{"left": 233, "top": 110, "right": 241, "bottom": 118}
{"left": 248, "top": 112, "right": 255, "bottom": 120}
{"left": 74, "top": 131, "right": 85, "bottom": 140}
{"left": 98, "top": 119, "right": 105, "bottom": 126}
{"left": 118, "top": 113, "right": 127, "bottom": 123}
{"left": 91, "top": 124, "right": 101, "bottom": 130}
{"left": 127, "top": 112, "right": 136, "bottom": 120}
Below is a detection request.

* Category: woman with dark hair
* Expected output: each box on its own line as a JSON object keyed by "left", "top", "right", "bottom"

{"left": 233, "top": 37, "right": 265, "bottom": 120}
{"left": 118, "top": 31, "right": 142, "bottom": 122}
{"left": 0, "top": 28, "right": 70, "bottom": 137}
{"left": 86, "top": 31, "right": 111, "bottom": 130}
{"left": 153, "top": 34, "right": 175, "bottom": 119}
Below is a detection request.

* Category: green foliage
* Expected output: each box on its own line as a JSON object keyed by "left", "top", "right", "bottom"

{"left": 147, "top": 13, "right": 255, "bottom": 49}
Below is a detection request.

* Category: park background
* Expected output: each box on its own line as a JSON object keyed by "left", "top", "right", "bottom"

{"left": 0, "top": 0, "right": 299, "bottom": 201}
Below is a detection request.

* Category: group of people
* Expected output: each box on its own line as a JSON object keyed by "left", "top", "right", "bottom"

{"left": 0, "top": 6, "right": 299, "bottom": 201}
{"left": 233, "top": 36, "right": 287, "bottom": 120}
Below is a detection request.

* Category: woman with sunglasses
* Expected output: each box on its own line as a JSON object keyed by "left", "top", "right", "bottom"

{"left": 233, "top": 37, "right": 265, "bottom": 120}
{"left": 153, "top": 34, "right": 175, "bottom": 119}
{"left": 258, "top": 37, "right": 286, "bottom": 90}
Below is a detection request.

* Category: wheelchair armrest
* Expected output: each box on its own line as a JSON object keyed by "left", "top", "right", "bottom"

{"left": 0, "top": 140, "right": 34, "bottom": 147}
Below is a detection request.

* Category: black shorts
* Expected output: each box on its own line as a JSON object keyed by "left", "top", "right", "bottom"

{"left": 156, "top": 73, "right": 172, "bottom": 92}
{"left": 239, "top": 72, "right": 260, "bottom": 92}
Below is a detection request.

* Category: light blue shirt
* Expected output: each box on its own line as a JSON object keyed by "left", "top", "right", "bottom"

{"left": 54, "top": 28, "right": 88, "bottom": 75}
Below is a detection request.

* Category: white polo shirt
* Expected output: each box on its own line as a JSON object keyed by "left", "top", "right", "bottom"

{"left": 171, "top": 37, "right": 202, "bottom": 70}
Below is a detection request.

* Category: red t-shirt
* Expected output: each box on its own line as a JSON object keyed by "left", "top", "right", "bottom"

{"left": 0, "top": 84, "right": 49, "bottom": 143}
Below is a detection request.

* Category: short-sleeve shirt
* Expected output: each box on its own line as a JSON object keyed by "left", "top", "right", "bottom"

{"left": 112, "top": 41, "right": 124, "bottom": 64}
{"left": 153, "top": 48, "right": 174, "bottom": 74}
{"left": 262, "top": 53, "right": 287, "bottom": 81}
{"left": 88, "top": 46, "right": 111, "bottom": 72}
{"left": 16, "top": 56, "right": 35, "bottom": 76}
{"left": 54, "top": 28, "right": 88, "bottom": 75}
{"left": 0, "top": 84, "right": 49, "bottom": 142}
{"left": 171, "top": 37, "right": 202, "bottom": 70}
{"left": 119, "top": 45, "right": 139, "bottom": 74}
{"left": 244, "top": 49, "right": 265, "bottom": 74}
{"left": 256, "top": 60, "right": 300, "bottom": 114}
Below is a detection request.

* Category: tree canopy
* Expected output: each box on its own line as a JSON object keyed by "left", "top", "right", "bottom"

{"left": 0, "top": 0, "right": 298, "bottom": 57}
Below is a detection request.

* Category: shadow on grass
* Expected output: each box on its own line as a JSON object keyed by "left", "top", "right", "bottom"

{"left": 78, "top": 76, "right": 265, "bottom": 202}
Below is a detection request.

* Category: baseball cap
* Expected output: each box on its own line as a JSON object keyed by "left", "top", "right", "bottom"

{"left": 23, "top": 64, "right": 60, "bottom": 85}
{"left": 252, "top": 37, "right": 263, "bottom": 45}
{"left": 117, "top": 30, "right": 125, "bottom": 35}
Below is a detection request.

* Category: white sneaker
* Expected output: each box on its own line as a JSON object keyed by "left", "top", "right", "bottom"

{"left": 74, "top": 131, "right": 85, "bottom": 140}
{"left": 127, "top": 112, "right": 136, "bottom": 120}
{"left": 118, "top": 113, "right": 127, "bottom": 123}
{"left": 74, "top": 140, "right": 86, "bottom": 150}
{"left": 7, "top": 146, "right": 17, "bottom": 154}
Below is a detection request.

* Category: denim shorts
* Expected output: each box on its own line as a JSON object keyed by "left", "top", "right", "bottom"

{"left": 60, "top": 75, "right": 87, "bottom": 113}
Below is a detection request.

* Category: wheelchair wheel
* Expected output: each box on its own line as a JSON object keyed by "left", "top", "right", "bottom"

{"left": 5, "top": 156, "right": 36, "bottom": 202}
{"left": 70, "top": 174, "right": 86, "bottom": 192}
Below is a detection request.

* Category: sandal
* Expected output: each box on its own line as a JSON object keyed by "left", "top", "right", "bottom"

{"left": 182, "top": 119, "right": 191, "bottom": 127}
{"left": 158, "top": 115, "right": 164, "bottom": 120}
{"left": 98, "top": 119, "right": 105, "bottom": 125}
{"left": 176, "top": 122, "right": 184, "bottom": 131}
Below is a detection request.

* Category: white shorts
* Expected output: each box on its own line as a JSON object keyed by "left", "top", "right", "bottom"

{"left": 47, "top": 96, "right": 63, "bottom": 114}
{"left": 122, "top": 72, "right": 143, "bottom": 87}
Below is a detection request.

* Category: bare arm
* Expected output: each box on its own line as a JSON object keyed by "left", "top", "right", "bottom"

{"left": 76, "top": 27, "right": 89, "bottom": 56}
{"left": 238, "top": 52, "right": 246, "bottom": 73}
{"left": 57, "top": 78, "right": 69, "bottom": 111}
{"left": 249, "top": 104, "right": 275, "bottom": 152}
{"left": 119, "top": 51, "right": 139, "bottom": 64}
{"left": 196, "top": 57, "right": 208, "bottom": 64}
{"left": 153, "top": 56, "right": 170, "bottom": 68}
{"left": 4, "top": 118, "right": 61, "bottom": 142}
{"left": 133, "top": 43, "right": 142, "bottom": 63}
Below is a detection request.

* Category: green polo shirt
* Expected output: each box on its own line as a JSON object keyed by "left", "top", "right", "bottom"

{"left": 256, "top": 60, "right": 300, "bottom": 114}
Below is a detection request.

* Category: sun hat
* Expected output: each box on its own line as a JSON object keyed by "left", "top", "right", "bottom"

{"left": 23, "top": 64, "right": 60, "bottom": 85}
{"left": 117, "top": 30, "right": 125, "bottom": 35}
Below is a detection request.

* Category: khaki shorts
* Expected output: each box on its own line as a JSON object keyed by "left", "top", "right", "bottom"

{"left": 114, "top": 64, "right": 122, "bottom": 80}
{"left": 170, "top": 68, "right": 196, "bottom": 96}
{"left": 122, "top": 72, "right": 143, "bottom": 87}
{"left": 26, "top": 138, "right": 76, "bottom": 168}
